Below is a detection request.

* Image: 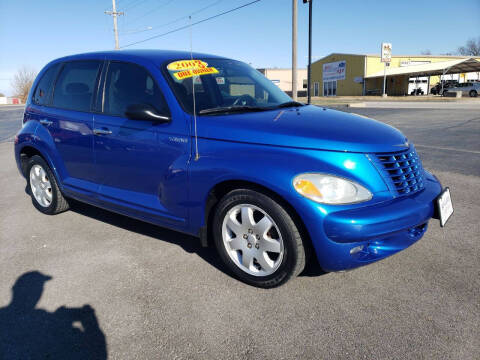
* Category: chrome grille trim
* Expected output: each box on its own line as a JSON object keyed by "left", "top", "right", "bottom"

{"left": 370, "top": 146, "right": 425, "bottom": 197}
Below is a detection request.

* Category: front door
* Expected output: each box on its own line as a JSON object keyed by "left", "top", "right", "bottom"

{"left": 93, "top": 61, "right": 190, "bottom": 226}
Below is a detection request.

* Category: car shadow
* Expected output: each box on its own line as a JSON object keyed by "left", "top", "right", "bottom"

{"left": 0, "top": 271, "right": 107, "bottom": 359}
{"left": 68, "top": 199, "right": 228, "bottom": 275}
{"left": 25, "top": 186, "right": 326, "bottom": 280}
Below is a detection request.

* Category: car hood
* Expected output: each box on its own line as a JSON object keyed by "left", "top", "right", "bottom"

{"left": 196, "top": 105, "right": 408, "bottom": 153}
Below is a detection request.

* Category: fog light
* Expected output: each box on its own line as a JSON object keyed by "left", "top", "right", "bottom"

{"left": 350, "top": 245, "right": 364, "bottom": 255}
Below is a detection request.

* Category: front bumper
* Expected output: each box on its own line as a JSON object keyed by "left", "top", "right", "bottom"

{"left": 305, "top": 171, "right": 442, "bottom": 271}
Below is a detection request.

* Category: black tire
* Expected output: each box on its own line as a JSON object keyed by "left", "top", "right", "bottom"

{"left": 442, "top": 89, "right": 448, "bottom": 96}
{"left": 26, "top": 155, "right": 69, "bottom": 215}
{"left": 213, "top": 189, "right": 306, "bottom": 288}
{"left": 469, "top": 90, "right": 477, "bottom": 97}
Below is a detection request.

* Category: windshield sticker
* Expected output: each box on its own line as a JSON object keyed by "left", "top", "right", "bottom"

{"left": 167, "top": 60, "right": 209, "bottom": 71}
{"left": 168, "top": 59, "right": 219, "bottom": 80}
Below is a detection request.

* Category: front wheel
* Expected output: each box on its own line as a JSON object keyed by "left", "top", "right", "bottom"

{"left": 213, "top": 189, "right": 306, "bottom": 288}
{"left": 469, "top": 90, "right": 477, "bottom": 97}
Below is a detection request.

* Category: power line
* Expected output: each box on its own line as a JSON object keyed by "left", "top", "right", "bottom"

{"left": 126, "top": 0, "right": 175, "bottom": 25}
{"left": 124, "top": 0, "right": 150, "bottom": 12}
{"left": 120, "top": 0, "right": 224, "bottom": 35}
{"left": 121, "top": 0, "right": 261, "bottom": 49}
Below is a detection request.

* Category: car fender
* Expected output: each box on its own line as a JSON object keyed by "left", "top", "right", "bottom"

{"left": 187, "top": 138, "right": 390, "bottom": 237}
{"left": 16, "top": 122, "right": 65, "bottom": 190}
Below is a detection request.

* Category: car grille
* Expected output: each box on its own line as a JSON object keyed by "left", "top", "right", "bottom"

{"left": 370, "top": 146, "right": 425, "bottom": 197}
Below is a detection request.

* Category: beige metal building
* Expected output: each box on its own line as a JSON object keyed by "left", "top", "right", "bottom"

{"left": 310, "top": 53, "right": 480, "bottom": 96}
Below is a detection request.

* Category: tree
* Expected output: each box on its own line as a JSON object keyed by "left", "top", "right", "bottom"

{"left": 11, "top": 66, "right": 37, "bottom": 103}
{"left": 457, "top": 37, "right": 480, "bottom": 56}
{"left": 421, "top": 49, "right": 431, "bottom": 55}
{"left": 0, "top": 93, "right": 5, "bottom": 97}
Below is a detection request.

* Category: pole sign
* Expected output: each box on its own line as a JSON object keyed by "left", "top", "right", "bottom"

{"left": 322, "top": 60, "right": 346, "bottom": 81}
{"left": 381, "top": 42, "right": 392, "bottom": 63}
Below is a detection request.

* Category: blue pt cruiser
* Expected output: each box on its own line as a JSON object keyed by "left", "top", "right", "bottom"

{"left": 14, "top": 50, "right": 453, "bottom": 287}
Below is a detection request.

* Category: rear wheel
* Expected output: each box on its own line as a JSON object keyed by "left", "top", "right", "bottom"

{"left": 213, "top": 189, "right": 306, "bottom": 288}
{"left": 469, "top": 90, "right": 477, "bottom": 97}
{"left": 27, "top": 155, "right": 69, "bottom": 215}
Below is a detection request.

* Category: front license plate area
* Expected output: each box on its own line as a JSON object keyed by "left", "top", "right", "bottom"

{"left": 436, "top": 187, "right": 453, "bottom": 227}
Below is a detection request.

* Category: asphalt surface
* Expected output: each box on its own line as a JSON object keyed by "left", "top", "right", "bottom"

{"left": 0, "top": 105, "right": 23, "bottom": 142}
{"left": 0, "top": 104, "right": 479, "bottom": 359}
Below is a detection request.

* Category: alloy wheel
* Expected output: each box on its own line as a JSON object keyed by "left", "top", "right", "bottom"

{"left": 29, "top": 164, "right": 53, "bottom": 207}
{"left": 222, "top": 204, "right": 284, "bottom": 276}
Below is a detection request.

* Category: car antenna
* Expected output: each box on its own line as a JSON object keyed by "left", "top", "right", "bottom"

{"left": 189, "top": 15, "right": 200, "bottom": 161}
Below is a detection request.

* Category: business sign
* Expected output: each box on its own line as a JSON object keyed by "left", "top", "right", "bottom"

{"left": 381, "top": 42, "right": 392, "bottom": 63}
{"left": 400, "top": 60, "right": 430, "bottom": 67}
{"left": 322, "top": 60, "right": 346, "bottom": 81}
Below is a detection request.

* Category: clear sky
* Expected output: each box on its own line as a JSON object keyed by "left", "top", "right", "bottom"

{"left": 1, "top": 0, "right": 479, "bottom": 95}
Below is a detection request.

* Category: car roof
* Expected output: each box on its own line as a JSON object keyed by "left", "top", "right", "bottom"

{"left": 50, "top": 49, "right": 229, "bottom": 67}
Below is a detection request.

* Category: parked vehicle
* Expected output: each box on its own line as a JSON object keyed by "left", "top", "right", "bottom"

{"left": 410, "top": 88, "right": 424, "bottom": 95}
{"left": 446, "top": 82, "right": 479, "bottom": 97}
{"left": 430, "top": 81, "right": 458, "bottom": 95}
{"left": 14, "top": 50, "right": 453, "bottom": 287}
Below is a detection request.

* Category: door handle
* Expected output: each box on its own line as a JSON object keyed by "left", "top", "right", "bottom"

{"left": 93, "top": 128, "right": 112, "bottom": 136}
{"left": 39, "top": 119, "right": 53, "bottom": 126}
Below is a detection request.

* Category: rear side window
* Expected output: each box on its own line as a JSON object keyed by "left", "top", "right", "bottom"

{"left": 32, "top": 63, "right": 60, "bottom": 106}
{"left": 52, "top": 61, "right": 101, "bottom": 112}
{"left": 103, "top": 61, "right": 169, "bottom": 117}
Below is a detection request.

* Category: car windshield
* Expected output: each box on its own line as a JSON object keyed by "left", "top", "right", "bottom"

{"left": 164, "top": 58, "right": 294, "bottom": 115}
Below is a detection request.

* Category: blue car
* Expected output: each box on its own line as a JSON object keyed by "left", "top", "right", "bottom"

{"left": 14, "top": 50, "right": 453, "bottom": 287}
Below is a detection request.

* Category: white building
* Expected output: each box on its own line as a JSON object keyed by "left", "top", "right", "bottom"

{"left": 257, "top": 68, "right": 308, "bottom": 97}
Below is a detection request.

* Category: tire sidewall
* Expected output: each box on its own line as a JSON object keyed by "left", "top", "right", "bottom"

{"left": 470, "top": 90, "right": 477, "bottom": 97}
{"left": 213, "top": 190, "right": 301, "bottom": 287}
{"left": 26, "top": 155, "right": 59, "bottom": 215}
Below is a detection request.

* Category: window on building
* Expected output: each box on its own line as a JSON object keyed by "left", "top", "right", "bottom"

{"left": 103, "top": 61, "right": 169, "bottom": 117}
{"left": 303, "top": 79, "right": 308, "bottom": 89}
{"left": 52, "top": 61, "right": 101, "bottom": 112}
{"left": 322, "top": 81, "right": 336, "bottom": 96}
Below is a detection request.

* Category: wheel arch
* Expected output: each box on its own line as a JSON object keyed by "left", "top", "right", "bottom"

{"left": 18, "top": 144, "right": 62, "bottom": 192}
{"left": 19, "top": 145, "right": 44, "bottom": 176}
{"left": 202, "top": 179, "right": 313, "bottom": 257}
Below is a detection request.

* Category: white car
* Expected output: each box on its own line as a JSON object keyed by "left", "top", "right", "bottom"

{"left": 446, "top": 82, "right": 479, "bottom": 97}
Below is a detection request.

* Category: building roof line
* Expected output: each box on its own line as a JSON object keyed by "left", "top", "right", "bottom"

{"left": 313, "top": 53, "right": 480, "bottom": 65}
{"left": 365, "top": 58, "right": 480, "bottom": 79}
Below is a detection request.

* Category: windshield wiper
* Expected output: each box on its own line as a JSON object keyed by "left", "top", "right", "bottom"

{"left": 198, "top": 105, "right": 268, "bottom": 115}
{"left": 274, "top": 101, "right": 305, "bottom": 109}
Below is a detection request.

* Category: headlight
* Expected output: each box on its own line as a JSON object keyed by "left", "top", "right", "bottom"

{"left": 293, "top": 173, "right": 372, "bottom": 204}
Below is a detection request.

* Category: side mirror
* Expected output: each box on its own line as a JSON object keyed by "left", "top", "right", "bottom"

{"left": 125, "top": 104, "right": 171, "bottom": 123}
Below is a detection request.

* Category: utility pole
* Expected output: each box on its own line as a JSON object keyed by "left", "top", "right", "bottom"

{"left": 105, "top": 0, "right": 124, "bottom": 50}
{"left": 292, "top": 0, "right": 298, "bottom": 101}
{"left": 303, "top": 0, "right": 313, "bottom": 104}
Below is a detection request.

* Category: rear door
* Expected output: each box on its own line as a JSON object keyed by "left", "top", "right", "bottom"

{"left": 47, "top": 60, "right": 103, "bottom": 196}
{"left": 93, "top": 60, "right": 190, "bottom": 226}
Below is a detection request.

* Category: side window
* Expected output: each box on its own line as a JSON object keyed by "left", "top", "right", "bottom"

{"left": 52, "top": 61, "right": 101, "bottom": 112}
{"left": 103, "top": 62, "right": 169, "bottom": 117}
{"left": 32, "top": 63, "right": 60, "bottom": 106}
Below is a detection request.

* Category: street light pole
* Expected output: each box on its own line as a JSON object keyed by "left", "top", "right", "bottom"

{"left": 304, "top": 0, "right": 313, "bottom": 104}
{"left": 292, "top": 0, "right": 298, "bottom": 101}
{"left": 308, "top": 0, "right": 312, "bottom": 103}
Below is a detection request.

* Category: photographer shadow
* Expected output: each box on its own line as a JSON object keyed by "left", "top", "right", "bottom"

{"left": 0, "top": 271, "right": 107, "bottom": 359}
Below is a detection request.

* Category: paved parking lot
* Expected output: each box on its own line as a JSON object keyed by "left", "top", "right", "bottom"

{"left": 0, "top": 104, "right": 479, "bottom": 359}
